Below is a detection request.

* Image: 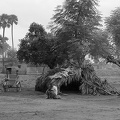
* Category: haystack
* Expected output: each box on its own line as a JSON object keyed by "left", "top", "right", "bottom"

{"left": 35, "top": 64, "right": 120, "bottom": 95}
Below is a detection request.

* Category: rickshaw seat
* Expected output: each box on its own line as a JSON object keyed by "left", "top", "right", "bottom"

{"left": 8, "top": 74, "right": 18, "bottom": 80}
{"left": 5, "top": 74, "right": 19, "bottom": 86}
{"left": 3, "top": 66, "right": 21, "bottom": 91}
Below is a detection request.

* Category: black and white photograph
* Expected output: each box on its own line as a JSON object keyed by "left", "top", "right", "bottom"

{"left": 0, "top": 0, "right": 120, "bottom": 120}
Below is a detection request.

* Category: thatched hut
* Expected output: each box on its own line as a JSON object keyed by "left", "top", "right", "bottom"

{"left": 35, "top": 64, "right": 120, "bottom": 95}
{"left": 35, "top": 67, "right": 81, "bottom": 92}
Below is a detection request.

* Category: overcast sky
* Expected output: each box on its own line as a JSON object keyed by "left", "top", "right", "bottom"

{"left": 0, "top": 0, "right": 120, "bottom": 49}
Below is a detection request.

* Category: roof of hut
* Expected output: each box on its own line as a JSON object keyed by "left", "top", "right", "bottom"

{"left": 35, "top": 64, "right": 120, "bottom": 95}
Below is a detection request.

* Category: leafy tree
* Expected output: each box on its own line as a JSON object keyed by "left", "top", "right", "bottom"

{"left": 6, "top": 48, "right": 18, "bottom": 65}
{"left": 17, "top": 23, "right": 57, "bottom": 69}
{"left": 17, "top": 1, "right": 114, "bottom": 69}
{"left": 0, "top": 14, "right": 10, "bottom": 72}
{"left": 8, "top": 14, "right": 18, "bottom": 49}
{"left": 17, "top": 22, "right": 72, "bottom": 69}
{"left": 49, "top": 0, "right": 101, "bottom": 66}
{"left": 0, "top": 14, "right": 10, "bottom": 53}
{"left": 105, "top": 7, "right": 120, "bottom": 58}
{"left": 0, "top": 35, "right": 3, "bottom": 50}
{"left": 89, "top": 30, "right": 115, "bottom": 61}
{"left": 0, "top": 14, "right": 10, "bottom": 38}
{"left": 0, "top": 35, "right": 9, "bottom": 52}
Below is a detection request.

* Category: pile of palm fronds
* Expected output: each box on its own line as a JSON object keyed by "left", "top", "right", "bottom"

{"left": 35, "top": 64, "right": 120, "bottom": 95}
{"left": 35, "top": 67, "right": 81, "bottom": 92}
{"left": 80, "top": 64, "right": 120, "bottom": 95}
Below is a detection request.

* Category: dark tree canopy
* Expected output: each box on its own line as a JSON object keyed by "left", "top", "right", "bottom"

{"left": 17, "top": 22, "right": 68, "bottom": 69}
{"left": 7, "top": 49, "right": 18, "bottom": 65}
{"left": 105, "top": 7, "right": 120, "bottom": 47}
{"left": 17, "top": 0, "right": 115, "bottom": 69}
{"left": 105, "top": 7, "right": 120, "bottom": 58}
{"left": 49, "top": 0, "right": 102, "bottom": 66}
{"left": 17, "top": 23, "right": 49, "bottom": 66}
{"left": 89, "top": 30, "right": 115, "bottom": 60}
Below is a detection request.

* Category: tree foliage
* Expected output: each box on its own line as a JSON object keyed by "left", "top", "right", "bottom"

{"left": 0, "top": 14, "right": 10, "bottom": 31}
{"left": 105, "top": 7, "right": 120, "bottom": 47}
{"left": 17, "top": 0, "right": 115, "bottom": 69}
{"left": 105, "top": 7, "right": 120, "bottom": 58}
{"left": 49, "top": 0, "right": 102, "bottom": 66}
{"left": 0, "top": 35, "right": 8, "bottom": 48}
{"left": 89, "top": 30, "right": 115, "bottom": 60}
{"left": 17, "top": 22, "right": 47, "bottom": 63}
{"left": 6, "top": 48, "right": 18, "bottom": 65}
{"left": 0, "top": 14, "right": 10, "bottom": 50}
{"left": 0, "top": 13, "right": 18, "bottom": 50}
{"left": 0, "top": 14, "right": 11, "bottom": 72}
{"left": 17, "top": 22, "right": 67, "bottom": 69}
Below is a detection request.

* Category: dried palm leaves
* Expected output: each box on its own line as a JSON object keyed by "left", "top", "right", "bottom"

{"left": 35, "top": 64, "right": 120, "bottom": 95}
{"left": 80, "top": 64, "right": 120, "bottom": 95}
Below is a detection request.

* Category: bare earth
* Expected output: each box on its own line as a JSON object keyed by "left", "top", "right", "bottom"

{"left": 0, "top": 69, "right": 120, "bottom": 120}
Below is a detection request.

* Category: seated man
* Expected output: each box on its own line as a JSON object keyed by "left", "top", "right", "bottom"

{"left": 46, "top": 83, "right": 61, "bottom": 99}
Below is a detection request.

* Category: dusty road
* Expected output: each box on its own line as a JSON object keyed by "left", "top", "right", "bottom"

{"left": 0, "top": 88, "right": 120, "bottom": 120}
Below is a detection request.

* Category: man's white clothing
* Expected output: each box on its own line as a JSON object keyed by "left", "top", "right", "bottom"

{"left": 51, "top": 86, "right": 58, "bottom": 95}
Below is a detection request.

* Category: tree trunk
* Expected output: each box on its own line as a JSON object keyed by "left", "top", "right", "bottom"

{"left": 11, "top": 24, "right": 14, "bottom": 49}
{"left": 2, "top": 28, "right": 5, "bottom": 73}
{"left": 42, "top": 66, "right": 46, "bottom": 75}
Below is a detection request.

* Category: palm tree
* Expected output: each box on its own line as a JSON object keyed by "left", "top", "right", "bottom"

{"left": 0, "top": 14, "right": 10, "bottom": 72}
{"left": 8, "top": 15, "right": 18, "bottom": 49}
{"left": 0, "top": 14, "right": 10, "bottom": 38}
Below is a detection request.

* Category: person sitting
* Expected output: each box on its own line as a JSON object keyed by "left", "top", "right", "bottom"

{"left": 46, "top": 84, "right": 54, "bottom": 99}
{"left": 46, "top": 83, "right": 61, "bottom": 99}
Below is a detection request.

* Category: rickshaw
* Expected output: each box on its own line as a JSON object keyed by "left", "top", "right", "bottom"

{"left": 2, "top": 66, "right": 22, "bottom": 92}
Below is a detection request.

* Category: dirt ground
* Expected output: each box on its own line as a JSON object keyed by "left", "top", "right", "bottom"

{"left": 0, "top": 69, "right": 120, "bottom": 120}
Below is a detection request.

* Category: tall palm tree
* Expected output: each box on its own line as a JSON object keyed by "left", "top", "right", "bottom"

{"left": 0, "top": 14, "right": 10, "bottom": 72}
{"left": 8, "top": 15, "right": 18, "bottom": 49}
{"left": 0, "top": 14, "right": 10, "bottom": 39}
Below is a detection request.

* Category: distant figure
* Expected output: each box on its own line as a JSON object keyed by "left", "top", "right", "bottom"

{"left": 46, "top": 84, "right": 54, "bottom": 99}
{"left": 46, "top": 83, "right": 61, "bottom": 99}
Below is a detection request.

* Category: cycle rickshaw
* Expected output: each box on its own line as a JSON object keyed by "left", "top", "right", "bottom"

{"left": 2, "top": 66, "right": 21, "bottom": 92}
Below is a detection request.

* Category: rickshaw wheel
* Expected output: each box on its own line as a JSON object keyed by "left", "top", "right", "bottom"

{"left": 3, "top": 85, "right": 8, "bottom": 92}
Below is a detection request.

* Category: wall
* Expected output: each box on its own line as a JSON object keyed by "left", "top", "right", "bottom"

{"left": 26, "top": 66, "right": 50, "bottom": 75}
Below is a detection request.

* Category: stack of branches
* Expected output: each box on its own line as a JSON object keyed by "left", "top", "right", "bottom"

{"left": 35, "top": 67, "right": 81, "bottom": 92}
{"left": 35, "top": 64, "right": 120, "bottom": 95}
{"left": 80, "top": 64, "right": 120, "bottom": 95}
{"left": 106, "top": 55, "right": 120, "bottom": 67}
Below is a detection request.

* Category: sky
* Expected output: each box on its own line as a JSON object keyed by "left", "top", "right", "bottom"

{"left": 0, "top": 0, "right": 120, "bottom": 49}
